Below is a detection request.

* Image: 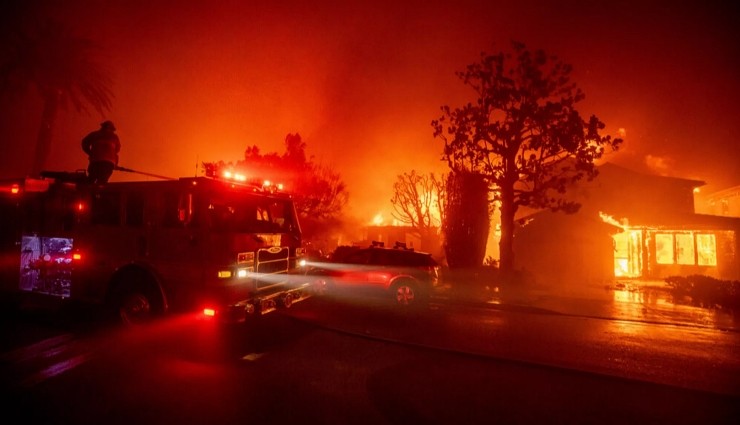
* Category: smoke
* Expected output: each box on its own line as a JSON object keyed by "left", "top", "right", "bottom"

{"left": 1, "top": 0, "right": 738, "bottom": 221}
{"left": 644, "top": 154, "right": 675, "bottom": 176}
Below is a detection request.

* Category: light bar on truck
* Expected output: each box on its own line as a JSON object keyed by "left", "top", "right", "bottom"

{"left": 205, "top": 168, "right": 286, "bottom": 193}
{"left": 221, "top": 170, "right": 246, "bottom": 182}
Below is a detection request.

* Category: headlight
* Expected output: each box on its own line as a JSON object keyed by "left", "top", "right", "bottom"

{"left": 219, "top": 267, "right": 253, "bottom": 279}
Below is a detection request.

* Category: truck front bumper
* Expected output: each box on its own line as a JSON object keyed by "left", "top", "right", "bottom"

{"left": 205, "top": 281, "right": 317, "bottom": 323}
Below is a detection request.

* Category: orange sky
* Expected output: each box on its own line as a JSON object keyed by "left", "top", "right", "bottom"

{"left": 2, "top": 0, "right": 739, "bottom": 222}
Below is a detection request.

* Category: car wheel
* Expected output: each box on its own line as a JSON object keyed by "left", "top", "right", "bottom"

{"left": 392, "top": 280, "right": 421, "bottom": 307}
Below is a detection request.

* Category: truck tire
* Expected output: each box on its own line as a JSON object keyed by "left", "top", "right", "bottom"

{"left": 109, "top": 269, "right": 163, "bottom": 326}
{"left": 117, "top": 289, "right": 154, "bottom": 325}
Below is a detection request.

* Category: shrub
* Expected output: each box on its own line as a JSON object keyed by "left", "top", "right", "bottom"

{"left": 664, "top": 275, "right": 740, "bottom": 311}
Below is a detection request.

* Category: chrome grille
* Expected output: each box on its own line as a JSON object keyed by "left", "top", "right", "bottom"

{"left": 256, "top": 246, "right": 289, "bottom": 275}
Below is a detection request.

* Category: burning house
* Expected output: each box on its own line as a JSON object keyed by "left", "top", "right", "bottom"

{"left": 514, "top": 163, "right": 740, "bottom": 286}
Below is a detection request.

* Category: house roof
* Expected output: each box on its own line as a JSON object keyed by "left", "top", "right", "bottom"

{"left": 597, "top": 162, "right": 706, "bottom": 188}
{"left": 620, "top": 211, "right": 740, "bottom": 230}
{"left": 517, "top": 163, "right": 739, "bottom": 233}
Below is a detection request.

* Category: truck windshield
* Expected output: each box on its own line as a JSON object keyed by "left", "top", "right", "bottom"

{"left": 207, "top": 195, "right": 296, "bottom": 234}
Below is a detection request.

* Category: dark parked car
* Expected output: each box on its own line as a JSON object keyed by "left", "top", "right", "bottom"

{"left": 308, "top": 242, "right": 440, "bottom": 307}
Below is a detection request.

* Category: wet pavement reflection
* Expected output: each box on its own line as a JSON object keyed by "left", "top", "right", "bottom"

{"left": 484, "top": 283, "right": 739, "bottom": 332}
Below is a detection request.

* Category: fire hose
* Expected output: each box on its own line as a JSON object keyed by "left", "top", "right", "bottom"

{"left": 114, "top": 165, "right": 175, "bottom": 180}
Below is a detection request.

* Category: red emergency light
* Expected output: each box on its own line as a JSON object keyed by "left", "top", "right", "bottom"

{"left": 222, "top": 170, "right": 246, "bottom": 182}
{"left": 261, "top": 180, "right": 285, "bottom": 192}
{"left": 206, "top": 167, "right": 285, "bottom": 193}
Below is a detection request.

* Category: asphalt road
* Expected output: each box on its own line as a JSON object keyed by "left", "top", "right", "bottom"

{"left": 1, "top": 295, "right": 739, "bottom": 424}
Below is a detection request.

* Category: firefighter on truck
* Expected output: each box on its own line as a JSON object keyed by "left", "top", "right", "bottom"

{"left": 0, "top": 170, "right": 313, "bottom": 325}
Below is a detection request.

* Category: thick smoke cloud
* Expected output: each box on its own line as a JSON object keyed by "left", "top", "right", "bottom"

{"left": 2, "top": 0, "right": 738, "bottom": 221}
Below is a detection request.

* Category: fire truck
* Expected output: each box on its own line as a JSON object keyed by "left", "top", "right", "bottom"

{"left": 0, "top": 169, "right": 313, "bottom": 324}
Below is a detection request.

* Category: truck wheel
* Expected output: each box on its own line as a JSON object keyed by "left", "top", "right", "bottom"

{"left": 117, "top": 289, "right": 154, "bottom": 325}
{"left": 109, "top": 270, "right": 163, "bottom": 326}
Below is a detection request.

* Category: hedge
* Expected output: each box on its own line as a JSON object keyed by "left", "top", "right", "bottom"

{"left": 664, "top": 275, "right": 740, "bottom": 311}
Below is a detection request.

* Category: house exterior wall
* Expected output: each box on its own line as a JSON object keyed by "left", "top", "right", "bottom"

{"left": 696, "top": 186, "right": 740, "bottom": 218}
{"left": 514, "top": 211, "right": 615, "bottom": 286}
{"left": 584, "top": 163, "right": 701, "bottom": 218}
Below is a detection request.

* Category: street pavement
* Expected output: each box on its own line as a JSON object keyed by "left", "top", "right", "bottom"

{"left": 434, "top": 279, "right": 740, "bottom": 332}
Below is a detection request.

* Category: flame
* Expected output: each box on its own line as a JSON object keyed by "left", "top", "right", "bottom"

{"left": 599, "top": 211, "right": 628, "bottom": 230}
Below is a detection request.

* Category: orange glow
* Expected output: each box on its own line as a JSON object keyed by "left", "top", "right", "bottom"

{"left": 203, "top": 308, "right": 216, "bottom": 317}
{"left": 613, "top": 230, "right": 642, "bottom": 278}
{"left": 11, "top": 184, "right": 20, "bottom": 194}
{"left": 72, "top": 253, "right": 82, "bottom": 260}
{"left": 0, "top": 2, "right": 735, "bottom": 227}
{"left": 603, "top": 208, "right": 720, "bottom": 277}
{"left": 76, "top": 202, "right": 85, "bottom": 212}
{"left": 697, "top": 234, "right": 717, "bottom": 266}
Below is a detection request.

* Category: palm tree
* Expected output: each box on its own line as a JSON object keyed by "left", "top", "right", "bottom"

{"left": 1, "top": 17, "right": 113, "bottom": 176}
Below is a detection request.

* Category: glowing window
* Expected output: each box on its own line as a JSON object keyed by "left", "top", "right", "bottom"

{"left": 655, "top": 234, "right": 674, "bottom": 264}
{"left": 696, "top": 234, "right": 717, "bottom": 266}
{"left": 612, "top": 230, "right": 642, "bottom": 278}
{"left": 675, "top": 233, "right": 695, "bottom": 265}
